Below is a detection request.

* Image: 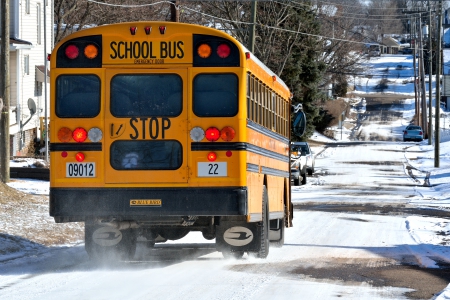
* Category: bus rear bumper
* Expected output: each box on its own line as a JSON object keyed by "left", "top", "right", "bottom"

{"left": 50, "top": 187, "right": 247, "bottom": 222}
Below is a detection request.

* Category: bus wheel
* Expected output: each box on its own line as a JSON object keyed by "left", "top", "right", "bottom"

{"left": 255, "top": 186, "right": 270, "bottom": 258}
{"left": 85, "top": 224, "right": 137, "bottom": 261}
{"left": 222, "top": 250, "right": 245, "bottom": 259}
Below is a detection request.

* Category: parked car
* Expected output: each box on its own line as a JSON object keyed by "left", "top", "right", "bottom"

{"left": 290, "top": 151, "right": 307, "bottom": 186}
{"left": 403, "top": 125, "right": 423, "bottom": 142}
{"left": 291, "top": 141, "right": 315, "bottom": 180}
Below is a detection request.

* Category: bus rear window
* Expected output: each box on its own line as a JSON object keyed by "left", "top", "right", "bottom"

{"left": 110, "top": 74, "right": 182, "bottom": 117}
{"left": 55, "top": 75, "right": 100, "bottom": 118}
{"left": 193, "top": 74, "right": 238, "bottom": 117}
{"left": 110, "top": 140, "right": 182, "bottom": 170}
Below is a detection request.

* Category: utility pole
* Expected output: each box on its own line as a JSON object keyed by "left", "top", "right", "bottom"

{"left": 435, "top": 0, "right": 442, "bottom": 167}
{"left": 413, "top": 17, "right": 419, "bottom": 125}
{"left": 249, "top": 1, "right": 257, "bottom": 53}
{"left": 419, "top": 16, "right": 428, "bottom": 137}
{"left": 170, "top": 1, "right": 179, "bottom": 22}
{"left": 0, "top": 0, "right": 10, "bottom": 183}
{"left": 428, "top": 0, "right": 433, "bottom": 145}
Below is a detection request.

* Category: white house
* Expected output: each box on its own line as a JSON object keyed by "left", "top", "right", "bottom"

{"left": 2, "top": 0, "right": 52, "bottom": 156}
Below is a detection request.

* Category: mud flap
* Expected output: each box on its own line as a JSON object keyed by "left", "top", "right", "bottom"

{"left": 215, "top": 221, "right": 262, "bottom": 253}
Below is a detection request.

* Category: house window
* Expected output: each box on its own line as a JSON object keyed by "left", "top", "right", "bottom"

{"left": 26, "top": 0, "right": 30, "bottom": 14}
{"left": 37, "top": 3, "right": 41, "bottom": 45}
{"left": 36, "top": 81, "right": 43, "bottom": 97}
{"left": 24, "top": 55, "right": 29, "bottom": 75}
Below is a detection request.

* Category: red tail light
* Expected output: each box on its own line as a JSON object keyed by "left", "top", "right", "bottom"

{"left": 205, "top": 127, "right": 220, "bottom": 142}
{"left": 419, "top": 131, "right": 423, "bottom": 135}
{"left": 217, "top": 43, "right": 231, "bottom": 58}
{"left": 65, "top": 44, "right": 79, "bottom": 59}
{"left": 72, "top": 127, "right": 87, "bottom": 143}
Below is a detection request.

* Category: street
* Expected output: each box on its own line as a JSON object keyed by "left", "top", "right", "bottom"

{"left": 1, "top": 138, "right": 449, "bottom": 299}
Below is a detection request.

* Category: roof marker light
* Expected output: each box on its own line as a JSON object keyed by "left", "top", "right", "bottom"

{"left": 245, "top": 52, "right": 251, "bottom": 59}
{"left": 217, "top": 43, "right": 231, "bottom": 58}
{"left": 130, "top": 26, "right": 137, "bottom": 35}
{"left": 197, "top": 44, "right": 212, "bottom": 58}
{"left": 145, "top": 26, "right": 152, "bottom": 35}
{"left": 65, "top": 44, "right": 79, "bottom": 59}
{"left": 84, "top": 44, "right": 98, "bottom": 59}
{"left": 159, "top": 26, "right": 166, "bottom": 34}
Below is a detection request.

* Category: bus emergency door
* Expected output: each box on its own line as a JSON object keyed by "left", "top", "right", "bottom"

{"left": 104, "top": 69, "right": 188, "bottom": 184}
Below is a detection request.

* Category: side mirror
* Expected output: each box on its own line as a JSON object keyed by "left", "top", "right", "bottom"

{"left": 292, "top": 110, "right": 306, "bottom": 137}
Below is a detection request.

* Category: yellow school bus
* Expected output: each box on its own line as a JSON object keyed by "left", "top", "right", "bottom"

{"left": 50, "top": 22, "right": 302, "bottom": 260}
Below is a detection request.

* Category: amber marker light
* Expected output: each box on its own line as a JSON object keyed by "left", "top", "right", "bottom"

{"left": 84, "top": 44, "right": 98, "bottom": 59}
{"left": 207, "top": 152, "right": 217, "bottom": 162}
{"left": 220, "top": 126, "right": 235, "bottom": 141}
{"left": 72, "top": 127, "right": 87, "bottom": 143}
{"left": 75, "top": 152, "right": 85, "bottom": 162}
{"left": 58, "top": 127, "right": 72, "bottom": 142}
{"left": 197, "top": 44, "right": 212, "bottom": 58}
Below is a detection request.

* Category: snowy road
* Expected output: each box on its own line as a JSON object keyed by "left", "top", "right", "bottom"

{"left": 2, "top": 141, "right": 450, "bottom": 299}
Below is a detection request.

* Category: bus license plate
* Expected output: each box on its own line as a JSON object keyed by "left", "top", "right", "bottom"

{"left": 198, "top": 162, "right": 227, "bottom": 177}
{"left": 66, "top": 163, "right": 96, "bottom": 177}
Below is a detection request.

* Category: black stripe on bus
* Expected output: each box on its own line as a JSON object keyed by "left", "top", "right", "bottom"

{"left": 50, "top": 143, "right": 102, "bottom": 151}
{"left": 246, "top": 120, "right": 290, "bottom": 144}
{"left": 247, "top": 163, "right": 289, "bottom": 178}
{"left": 191, "top": 142, "right": 289, "bottom": 163}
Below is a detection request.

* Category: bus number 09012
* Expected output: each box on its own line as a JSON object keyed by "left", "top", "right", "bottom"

{"left": 66, "top": 163, "right": 96, "bottom": 177}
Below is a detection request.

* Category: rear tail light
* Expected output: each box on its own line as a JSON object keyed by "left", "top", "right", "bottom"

{"left": 72, "top": 127, "right": 88, "bottom": 143}
{"left": 205, "top": 127, "right": 220, "bottom": 142}
{"left": 220, "top": 126, "right": 235, "bottom": 141}
{"left": 217, "top": 43, "right": 231, "bottom": 58}
{"left": 419, "top": 131, "right": 423, "bottom": 135}
{"left": 65, "top": 44, "right": 79, "bottom": 59}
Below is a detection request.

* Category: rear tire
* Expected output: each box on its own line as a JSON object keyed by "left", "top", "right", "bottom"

{"left": 301, "top": 174, "right": 307, "bottom": 185}
{"left": 256, "top": 186, "right": 270, "bottom": 258}
{"left": 293, "top": 176, "right": 300, "bottom": 186}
